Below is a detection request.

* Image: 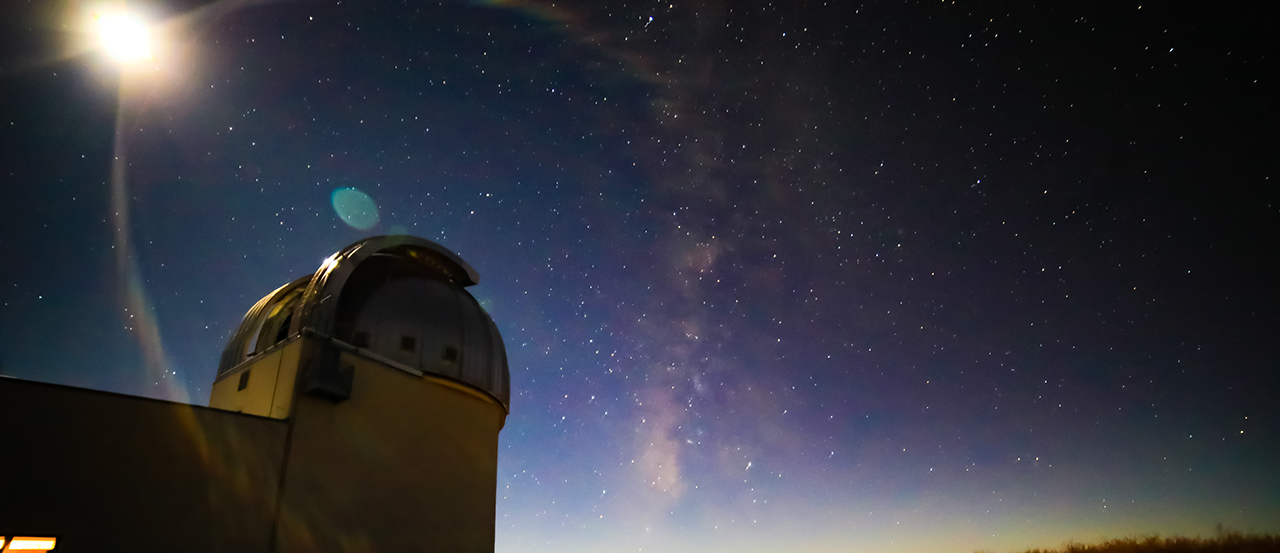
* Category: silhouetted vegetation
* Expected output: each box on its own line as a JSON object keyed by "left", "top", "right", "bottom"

{"left": 989, "top": 527, "right": 1280, "bottom": 553}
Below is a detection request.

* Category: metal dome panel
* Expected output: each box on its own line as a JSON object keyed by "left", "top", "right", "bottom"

{"left": 217, "top": 236, "right": 509, "bottom": 411}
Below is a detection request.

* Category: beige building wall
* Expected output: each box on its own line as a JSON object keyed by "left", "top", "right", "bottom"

{"left": 209, "top": 338, "right": 303, "bottom": 419}
{"left": 274, "top": 351, "right": 505, "bottom": 553}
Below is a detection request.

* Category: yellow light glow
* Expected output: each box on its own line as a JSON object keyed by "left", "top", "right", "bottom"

{"left": 5, "top": 536, "right": 57, "bottom": 551}
{"left": 95, "top": 10, "right": 153, "bottom": 63}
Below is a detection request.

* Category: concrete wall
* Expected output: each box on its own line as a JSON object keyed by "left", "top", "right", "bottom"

{"left": 0, "top": 377, "right": 287, "bottom": 552}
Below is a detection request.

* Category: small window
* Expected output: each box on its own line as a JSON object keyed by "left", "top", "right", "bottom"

{"left": 400, "top": 336, "right": 416, "bottom": 352}
{"left": 238, "top": 370, "right": 251, "bottom": 391}
{"left": 352, "top": 331, "right": 371, "bottom": 348}
{"left": 443, "top": 346, "right": 458, "bottom": 362}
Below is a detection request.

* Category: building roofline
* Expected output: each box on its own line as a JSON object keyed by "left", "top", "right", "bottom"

{"left": 0, "top": 375, "right": 288, "bottom": 423}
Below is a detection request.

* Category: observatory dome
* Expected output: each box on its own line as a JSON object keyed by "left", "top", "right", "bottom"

{"left": 217, "top": 235, "right": 509, "bottom": 410}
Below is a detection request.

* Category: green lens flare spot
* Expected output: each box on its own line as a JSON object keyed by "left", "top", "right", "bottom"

{"left": 331, "top": 187, "right": 380, "bottom": 230}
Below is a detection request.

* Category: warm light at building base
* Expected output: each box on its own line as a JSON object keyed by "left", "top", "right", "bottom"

{"left": 3, "top": 536, "right": 57, "bottom": 551}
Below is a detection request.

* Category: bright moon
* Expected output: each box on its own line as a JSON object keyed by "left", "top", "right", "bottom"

{"left": 95, "top": 11, "right": 153, "bottom": 63}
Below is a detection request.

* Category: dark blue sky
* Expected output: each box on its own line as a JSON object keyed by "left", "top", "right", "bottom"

{"left": 1, "top": 1, "right": 1276, "bottom": 551}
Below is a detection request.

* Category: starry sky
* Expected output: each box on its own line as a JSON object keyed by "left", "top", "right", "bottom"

{"left": 1, "top": 1, "right": 1277, "bottom": 551}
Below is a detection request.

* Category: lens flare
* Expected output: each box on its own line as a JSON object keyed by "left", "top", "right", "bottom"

{"left": 332, "top": 187, "right": 380, "bottom": 230}
{"left": 110, "top": 94, "right": 186, "bottom": 402}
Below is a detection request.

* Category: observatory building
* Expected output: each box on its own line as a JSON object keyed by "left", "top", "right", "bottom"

{"left": 0, "top": 235, "right": 510, "bottom": 552}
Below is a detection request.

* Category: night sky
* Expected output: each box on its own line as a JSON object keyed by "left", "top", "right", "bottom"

{"left": 1, "top": 1, "right": 1277, "bottom": 551}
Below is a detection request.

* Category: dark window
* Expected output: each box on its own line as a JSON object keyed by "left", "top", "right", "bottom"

{"left": 274, "top": 312, "right": 293, "bottom": 344}
{"left": 443, "top": 346, "right": 458, "bottom": 362}
{"left": 238, "top": 370, "right": 251, "bottom": 391}
{"left": 400, "top": 336, "right": 416, "bottom": 352}
{"left": 352, "top": 331, "right": 371, "bottom": 348}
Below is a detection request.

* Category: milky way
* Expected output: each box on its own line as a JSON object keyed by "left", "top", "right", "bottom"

{"left": 0, "top": 1, "right": 1275, "bottom": 551}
